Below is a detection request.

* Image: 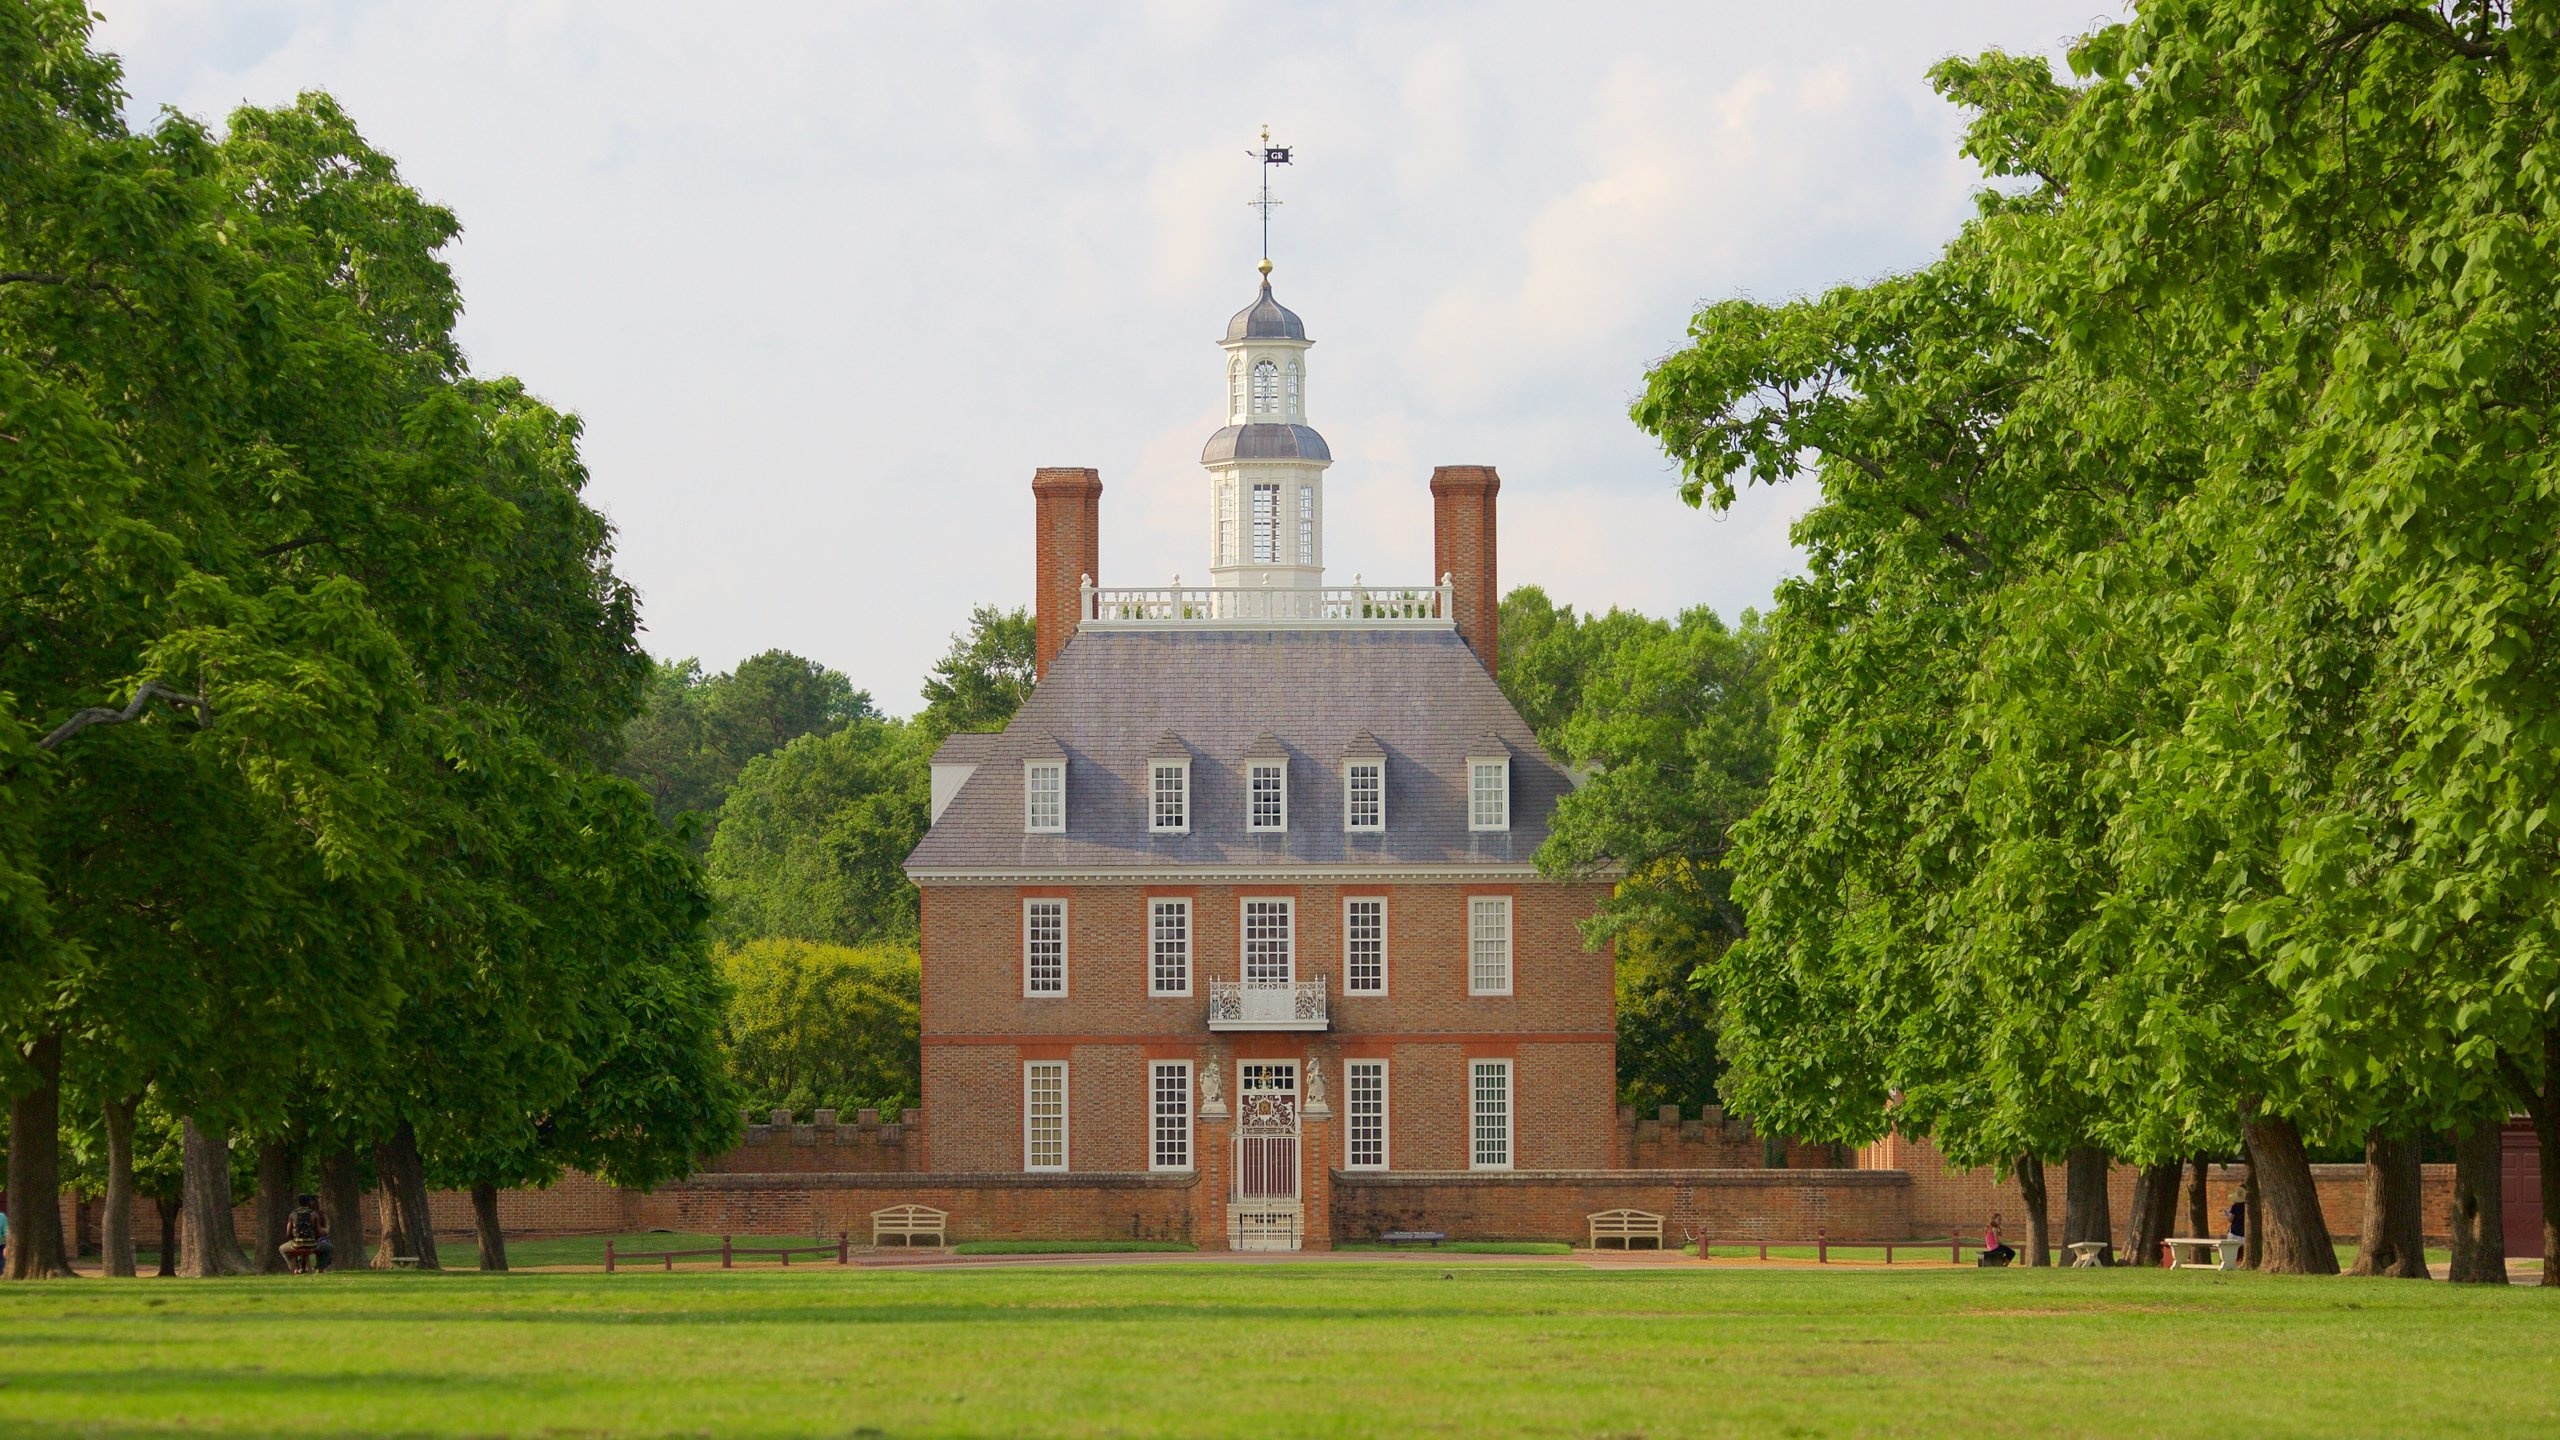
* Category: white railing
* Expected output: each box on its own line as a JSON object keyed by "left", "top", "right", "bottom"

{"left": 1206, "top": 977, "right": 1329, "bottom": 1030}
{"left": 1080, "top": 576, "right": 1453, "bottom": 630}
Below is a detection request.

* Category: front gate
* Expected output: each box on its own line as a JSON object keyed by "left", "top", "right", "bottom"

{"left": 1230, "top": 1061, "right": 1302, "bottom": 1251}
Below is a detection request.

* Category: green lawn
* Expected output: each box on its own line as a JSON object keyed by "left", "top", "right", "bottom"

{"left": 2, "top": 1263, "right": 2552, "bottom": 1437}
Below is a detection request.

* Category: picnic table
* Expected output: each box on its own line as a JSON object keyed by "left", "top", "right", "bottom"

{"left": 2066, "top": 1241, "right": 2112, "bottom": 1267}
{"left": 2160, "top": 1235, "right": 2244, "bottom": 1270}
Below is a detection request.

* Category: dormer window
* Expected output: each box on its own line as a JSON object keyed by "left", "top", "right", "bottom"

{"left": 1025, "top": 760, "right": 1065, "bottom": 833}
{"left": 1468, "top": 748, "right": 1509, "bottom": 832}
{"left": 1247, "top": 750, "right": 1288, "bottom": 832}
{"left": 1151, "top": 760, "right": 1189, "bottom": 833}
{"left": 1345, "top": 760, "right": 1383, "bottom": 831}
{"left": 1252, "top": 358, "right": 1278, "bottom": 414}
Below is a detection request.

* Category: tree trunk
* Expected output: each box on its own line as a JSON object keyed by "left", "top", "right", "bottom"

{"left": 2062, "top": 1145, "right": 2113, "bottom": 1264}
{"left": 2016, "top": 1153, "right": 2052, "bottom": 1267}
{"left": 6, "top": 1032, "right": 76, "bottom": 1279}
{"left": 176, "top": 1116, "right": 253, "bottom": 1276}
{"left": 2125, "top": 1161, "right": 2182, "bottom": 1266}
{"left": 2526, "top": 1026, "right": 2560, "bottom": 1288}
{"left": 253, "top": 1141, "right": 294, "bottom": 1275}
{"left": 371, "top": 1124, "right": 439, "bottom": 1270}
{"left": 101, "top": 1094, "right": 139, "bottom": 1278}
{"left": 320, "top": 1147, "right": 367, "bottom": 1271}
{"left": 2186, "top": 1155, "right": 2210, "bottom": 1239}
{"left": 2348, "top": 1128, "right": 2428, "bottom": 1279}
{"left": 2447, "top": 1121, "right": 2508, "bottom": 1284}
{"left": 471, "top": 1183, "right": 508, "bottom": 1272}
{"left": 2239, "top": 1114, "right": 2338, "bottom": 1275}
{"left": 154, "top": 1195, "right": 181, "bottom": 1276}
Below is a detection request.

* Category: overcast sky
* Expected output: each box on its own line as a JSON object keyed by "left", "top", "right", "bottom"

{"left": 95, "top": 1, "right": 2116, "bottom": 711}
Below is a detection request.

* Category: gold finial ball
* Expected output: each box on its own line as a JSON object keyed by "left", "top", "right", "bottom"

{"left": 1258, "top": 257, "right": 1274, "bottom": 277}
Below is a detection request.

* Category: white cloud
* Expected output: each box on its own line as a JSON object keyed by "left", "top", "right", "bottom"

{"left": 90, "top": 0, "right": 2113, "bottom": 707}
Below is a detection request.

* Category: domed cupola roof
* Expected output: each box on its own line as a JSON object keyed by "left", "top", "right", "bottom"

{"left": 1225, "top": 278, "right": 1308, "bottom": 342}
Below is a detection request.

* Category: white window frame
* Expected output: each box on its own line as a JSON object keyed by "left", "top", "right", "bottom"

{"left": 1346, "top": 1059, "right": 1388, "bottom": 1170}
{"left": 1241, "top": 897, "right": 1295, "bottom": 984}
{"left": 1343, "top": 896, "right": 1387, "bottom": 995}
{"left": 1343, "top": 760, "right": 1384, "bottom": 832}
{"left": 1149, "top": 898, "right": 1192, "bottom": 997}
{"left": 1253, "top": 358, "right": 1278, "bottom": 415}
{"left": 1024, "top": 1060, "right": 1068, "bottom": 1171}
{"left": 1025, "top": 759, "right": 1066, "bottom": 833}
{"left": 1468, "top": 757, "right": 1509, "bottom": 832}
{"left": 1470, "top": 1059, "right": 1512, "bottom": 1170}
{"left": 1468, "top": 895, "right": 1512, "bottom": 996}
{"left": 1247, "top": 760, "right": 1288, "bottom": 832}
{"left": 1251, "top": 482, "right": 1280, "bottom": 562}
{"left": 1150, "top": 759, "right": 1190, "bottom": 834}
{"left": 1023, "top": 898, "right": 1067, "bottom": 996}
{"left": 1150, "top": 1060, "right": 1192, "bottom": 1172}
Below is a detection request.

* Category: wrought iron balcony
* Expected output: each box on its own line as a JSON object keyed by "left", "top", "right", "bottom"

{"left": 1080, "top": 577, "right": 1453, "bottom": 631}
{"left": 1206, "top": 977, "right": 1329, "bottom": 1031}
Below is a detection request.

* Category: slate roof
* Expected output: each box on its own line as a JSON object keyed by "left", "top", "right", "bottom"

{"left": 1225, "top": 279, "right": 1309, "bottom": 342}
{"left": 905, "top": 628, "right": 1571, "bottom": 874}
{"left": 1201, "top": 423, "right": 1331, "bottom": 464}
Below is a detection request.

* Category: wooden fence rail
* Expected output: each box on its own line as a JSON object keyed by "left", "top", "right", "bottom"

{"left": 603, "top": 1234, "right": 851, "bottom": 1272}
{"left": 1682, "top": 1228, "right": 1980, "bottom": 1265}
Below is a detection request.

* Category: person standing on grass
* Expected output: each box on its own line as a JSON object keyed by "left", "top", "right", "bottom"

{"left": 2226, "top": 1188, "right": 2248, "bottom": 1241}
{"left": 0, "top": 1188, "right": 9, "bottom": 1273}
{"left": 1982, "top": 1212, "right": 2016, "bottom": 1266}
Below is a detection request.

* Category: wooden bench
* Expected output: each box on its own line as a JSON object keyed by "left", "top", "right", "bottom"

{"left": 2066, "top": 1241, "right": 2112, "bottom": 1268}
{"left": 1379, "top": 1230, "right": 1446, "bottom": 1247}
{"left": 870, "top": 1204, "right": 948, "bottom": 1248}
{"left": 1587, "top": 1209, "right": 1666, "bottom": 1251}
{"left": 2161, "top": 1236, "right": 2243, "bottom": 1270}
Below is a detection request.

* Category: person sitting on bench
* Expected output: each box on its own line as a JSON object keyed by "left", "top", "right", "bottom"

{"left": 1981, "top": 1211, "right": 2017, "bottom": 1266}
{"left": 280, "top": 1193, "right": 331, "bottom": 1274}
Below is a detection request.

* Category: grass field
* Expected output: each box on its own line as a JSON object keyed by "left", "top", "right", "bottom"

{"left": 3, "top": 1260, "right": 2553, "bottom": 1438}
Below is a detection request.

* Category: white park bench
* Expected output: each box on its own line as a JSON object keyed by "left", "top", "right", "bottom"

{"left": 2160, "top": 1235, "right": 2243, "bottom": 1270}
{"left": 870, "top": 1204, "right": 948, "bottom": 1248}
{"left": 1587, "top": 1209, "right": 1666, "bottom": 1250}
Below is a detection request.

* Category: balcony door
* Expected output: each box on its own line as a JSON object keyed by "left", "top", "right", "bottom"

{"left": 1231, "top": 1060, "right": 1301, "bottom": 1251}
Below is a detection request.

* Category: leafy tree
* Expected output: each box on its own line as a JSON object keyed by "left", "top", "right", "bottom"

{"left": 719, "top": 939, "right": 921, "bottom": 1117}
{"left": 617, "top": 651, "right": 868, "bottom": 844}
{"left": 917, "top": 606, "right": 1035, "bottom": 743}
{"left": 707, "top": 718, "right": 929, "bottom": 946}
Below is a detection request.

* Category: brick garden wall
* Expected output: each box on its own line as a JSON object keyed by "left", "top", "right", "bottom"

{"left": 1333, "top": 1169, "right": 1912, "bottom": 1246}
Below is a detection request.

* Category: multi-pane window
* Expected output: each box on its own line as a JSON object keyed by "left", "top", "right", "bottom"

{"left": 1248, "top": 762, "right": 1286, "bottom": 831}
{"left": 1470, "top": 1060, "right": 1511, "bottom": 1170}
{"left": 1229, "top": 357, "right": 1243, "bottom": 420}
{"left": 1150, "top": 762, "right": 1188, "bottom": 833}
{"left": 1243, "top": 898, "right": 1294, "bottom": 984}
{"left": 1025, "top": 1061, "right": 1068, "bottom": 1171}
{"left": 1344, "top": 761, "right": 1383, "bottom": 831}
{"left": 1297, "top": 485, "right": 1314, "bottom": 565}
{"left": 1347, "top": 1060, "right": 1388, "bottom": 1169}
{"left": 1251, "top": 483, "right": 1280, "bottom": 563}
{"left": 1468, "top": 895, "right": 1512, "bottom": 995}
{"left": 1253, "top": 358, "right": 1278, "bottom": 414}
{"left": 1285, "top": 358, "right": 1301, "bottom": 417}
{"left": 1025, "top": 761, "right": 1065, "bottom": 833}
{"left": 1469, "top": 759, "right": 1509, "bottom": 831}
{"left": 1024, "top": 899, "right": 1066, "bottom": 995}
{"left": 1150, "top": 899, "right": 1191, "bottom": 996}
{"left": 1151, "top": 1062, "right": 1192, "bottom": 1171}
{"left": 1344, "top": 898, "right": 1386, "bottom": 994}
{"left": 1218, "top": 480, "right": 1239, "bottom": 565}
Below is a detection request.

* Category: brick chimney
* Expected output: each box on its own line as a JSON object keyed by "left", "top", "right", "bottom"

{"left": 1031, "top": 466, "right": 1102, "bottom": 679}
{"left": 1431, "top": 464, "right": 1500, "bottom": 676}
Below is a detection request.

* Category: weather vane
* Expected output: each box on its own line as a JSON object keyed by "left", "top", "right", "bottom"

{"left": 1248, "top": 124, "right": 1292, "bottom": 276}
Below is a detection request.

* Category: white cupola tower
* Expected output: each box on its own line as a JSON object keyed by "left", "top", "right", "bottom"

{"left": 1203, "top": 261, "right": 1329, "bottom": 595}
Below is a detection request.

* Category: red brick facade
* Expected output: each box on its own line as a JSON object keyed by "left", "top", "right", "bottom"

{"left": 1030, "top": 466, "right": 1101, "bottom": 679}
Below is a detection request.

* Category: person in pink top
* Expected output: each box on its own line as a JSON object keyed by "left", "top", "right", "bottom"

{"left": 1981, "top": 1211, "right": 2017, "bottom": 1266}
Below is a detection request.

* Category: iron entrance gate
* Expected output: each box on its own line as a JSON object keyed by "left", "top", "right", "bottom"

{"left": 1231, "top": 1061, "right": 1301, "bottom": 1250}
